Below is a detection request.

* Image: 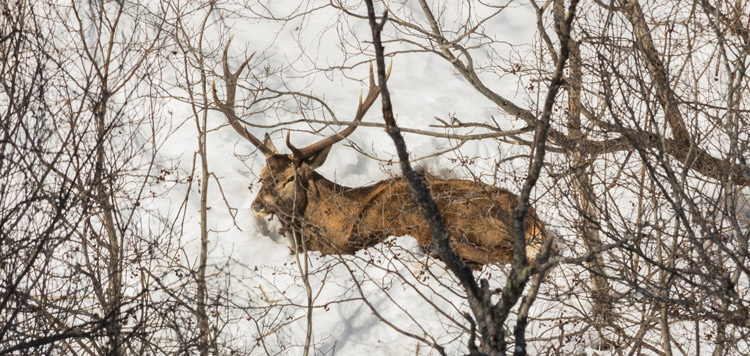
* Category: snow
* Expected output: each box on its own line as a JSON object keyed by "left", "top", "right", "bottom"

{"left": 22, "top": 0, "right": 749, "bottom": 355}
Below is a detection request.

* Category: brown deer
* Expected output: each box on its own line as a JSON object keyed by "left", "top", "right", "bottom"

{"left": 213, "top": 45, "right": 547, "bottom": 266}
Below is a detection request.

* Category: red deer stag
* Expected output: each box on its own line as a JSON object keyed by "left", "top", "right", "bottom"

{"left": 213, "top": 46, "right": 547, "bottom": 266}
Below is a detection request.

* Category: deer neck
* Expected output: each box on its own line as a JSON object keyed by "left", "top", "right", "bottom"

{"left": 303, "top": 172, "right": 374, "bottom": 215}
{"left": 298, "top": 172, "right": 389, "bottom": 247}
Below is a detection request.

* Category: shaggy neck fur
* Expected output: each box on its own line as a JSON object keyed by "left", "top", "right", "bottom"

{"left": 291, "top": 172, "right": 392, "bottom": 254}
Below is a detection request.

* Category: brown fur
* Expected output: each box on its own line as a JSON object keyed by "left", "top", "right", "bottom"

{"left": 254, "top": 154, "right": 547, "bottom": 265}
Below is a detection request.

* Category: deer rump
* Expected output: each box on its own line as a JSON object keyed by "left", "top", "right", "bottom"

{"left": 285, "top": 175, "right": 546, "bottom": 266}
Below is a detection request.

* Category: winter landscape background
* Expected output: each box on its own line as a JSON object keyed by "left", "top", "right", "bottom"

{"left": 2, "top": 0, "right": 750, "bottom": 355}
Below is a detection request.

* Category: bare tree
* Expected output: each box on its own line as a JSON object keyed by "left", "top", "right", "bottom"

{"left": 262, "top": 0, "right": 750, "bottom": 353}
{"left": 0, "top": 1, "right": 182, "bottom": 354}
{"left": 4, "top": 0, "right": 750, "bottom": 354}
{"left": 363, "top": 1, "right": 575, "bottom": 354}
{"left": 0, "top": 3, "right": 104, "bottom": 353}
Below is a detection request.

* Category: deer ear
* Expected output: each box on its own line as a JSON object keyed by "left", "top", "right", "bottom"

{"left": 263, "top": 133, "right": 279, "bottom": 154}
{"left": 303, "top": 145, "right": 333, "bottom": 170}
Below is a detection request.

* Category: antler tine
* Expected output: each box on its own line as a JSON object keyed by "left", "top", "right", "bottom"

{"left": 285, "top": 130, "right": 304, "bottom": 158}
{"left": 289, "top": 61, "right": 391, "bottom": 159}
{"left": 212, "top": 40, "right": 273, "bottom": 156}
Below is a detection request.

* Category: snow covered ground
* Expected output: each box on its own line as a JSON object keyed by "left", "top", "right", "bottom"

{"left": 20, "top": 1, "right": 748, "bottom": 354}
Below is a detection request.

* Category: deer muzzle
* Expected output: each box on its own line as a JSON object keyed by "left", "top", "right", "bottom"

{"left": 252, "top": 200, "right": 269, "bottom": 218}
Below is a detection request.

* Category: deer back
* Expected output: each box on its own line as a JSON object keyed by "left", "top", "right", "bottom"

{"left": 296, "top": 175, "right": 546, "bottom": 265}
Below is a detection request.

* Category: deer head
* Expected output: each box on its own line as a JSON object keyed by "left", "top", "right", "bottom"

{"left": 213, "top": 40, "right": 390, "bottom": 221}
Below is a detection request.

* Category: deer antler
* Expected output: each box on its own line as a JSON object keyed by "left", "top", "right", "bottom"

{"left": 212, "top": 39, "right": 275, "bottom": 157}
{"left": 286, "top": 62, "right": 392, "bottom": 160}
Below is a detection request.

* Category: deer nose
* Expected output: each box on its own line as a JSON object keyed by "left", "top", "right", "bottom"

{"left": 251, "top": 201, "right": 265, "bottom": 213}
